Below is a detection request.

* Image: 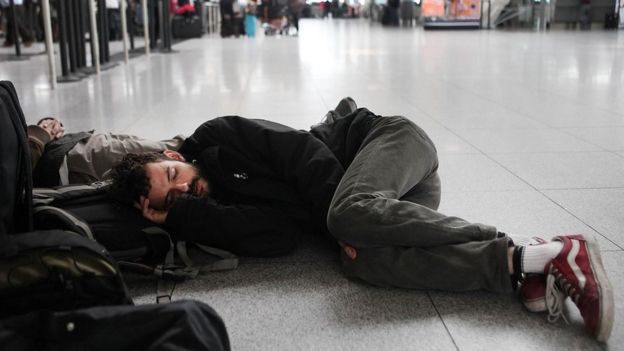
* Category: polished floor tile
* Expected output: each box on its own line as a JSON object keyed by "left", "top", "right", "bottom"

{"left": 424, "top": 128, "right": 481, "bottom": 154}
{"left": 543, "top": 188, "right": 624, "bottom": 249}
{"left": 438, "top": 153, "right": 531, "bottom": 192}
{"left": 602, "top": 251, "right": 624, "bottom": 349}
{"left": 438, "top": 190, "right": 618, "bottom": 250}
{"left": 3, "top": 18, "right": 623, "bottom": 350}
{"left": 433, "top": 109, "right": 548, "bottom": 130}
{"left": 456, "top": 128, "right": 602, "bottom": 153}
{"left": 562, "top": 127, "right": 624, "bottom": 151}
{"left": 491, "top": 152, "right": 624, "bottom": 189}
{"left": 129, "top": 261, "right": 456, "bottom": 351}
{"left": 429, "top": 289, "right": 606, "bottom": 351}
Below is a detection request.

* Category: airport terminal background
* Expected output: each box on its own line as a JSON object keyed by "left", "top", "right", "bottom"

{"left": 1, "top": 0, "right": 624, "bottom": 349}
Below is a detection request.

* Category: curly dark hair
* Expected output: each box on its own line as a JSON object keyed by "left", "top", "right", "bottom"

{"left": 108, "top": 152, "right": 169, "bottom": 205}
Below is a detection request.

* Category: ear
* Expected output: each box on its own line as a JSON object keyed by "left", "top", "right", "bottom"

{"left": 163, "top": 150, "right": 186, "bottom": 162}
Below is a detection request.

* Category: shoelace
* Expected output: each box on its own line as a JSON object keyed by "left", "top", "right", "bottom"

{"left": 311, "top": 111, "right": 338, "bottom": 129}
{"left": 545, "top": 273, "right": 569, "bottom": 324}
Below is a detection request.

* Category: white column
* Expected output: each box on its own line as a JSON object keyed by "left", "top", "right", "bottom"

{"left": 120, "top": 0, "right": 129, "bottom": 63}
{"left": 142, "top": 0, "right": 150, "bottom": 55}
{"left": 41, "top": 0, "right": 56, "bottom": 89}
{"left": 89, "top": 0, "right": 101, "bottom": 73}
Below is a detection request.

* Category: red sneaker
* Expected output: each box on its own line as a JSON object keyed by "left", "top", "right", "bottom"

{"left": 521, "top": 275, "right": 548, "bottom": 312}
{"left": 545, "top": 235, "right": 614, "bottom": 342}
{"left": 520, "top": 274, "right": 569, "bottom": 325}
{"left": 519, "top": 237, "right": 550, "bottom": 312}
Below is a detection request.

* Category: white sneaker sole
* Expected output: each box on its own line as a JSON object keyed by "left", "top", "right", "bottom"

{"left": 522, "top": 297, "right": 547, "bottom": 313}
{"left": 585, "top": 236, "right": 614, "bottom": 342}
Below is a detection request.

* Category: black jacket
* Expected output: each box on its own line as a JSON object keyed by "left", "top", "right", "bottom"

{"left": 164, "top": 116, "right": 346, "bottom": 257}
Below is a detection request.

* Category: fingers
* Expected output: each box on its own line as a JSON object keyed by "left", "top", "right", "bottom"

{"left": 140, "top": 197, "right": 156, "bottom": 222}
{"left": 343, "top": 245, "right": 357, "bottom": 260}
{"left": 134, "top": 196, "right": 147, "bottom": 211}
{"left": 133, "top": 196, "right": 144, "bottom": 210}
{"left": 38, "top": 118, "right": 65, "bottom": 140}
{"left": 37, "top": 117, "right": 55, "bottom": 127}
{"left": 53, "top": 122, "right": 65, "bottom": 139}
{"left": 142, "top": 198, "right": 151, "bottom": 214}
{"left": 338, "top": 241, "right": 357, "bottom": 259}
{"left": 50, "top": 126, "right": 59, "bottom": 136}
{"left": 139, "top": 196, "right": 149, "bottom": 216}
{"left": 134, "top": 196, "right": 166, "bottom": 224}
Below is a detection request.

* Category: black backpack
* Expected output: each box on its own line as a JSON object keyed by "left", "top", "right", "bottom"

{"left": 0, "top": 80, "right": 133, "bottom": 315}
{"left": 0, "top": 230, "right": 133, "bottom": 318}
{"left": 0, "top": 80, "right": 232, "bottom": 351}
{"left": 32, "top": 182, "right": 239, "bottom": 303}
{"left": 0, "top": 80, "right": 33, "bottom": 235}
{"left": 33, "top": 182, "right": 172, "bottom": 264}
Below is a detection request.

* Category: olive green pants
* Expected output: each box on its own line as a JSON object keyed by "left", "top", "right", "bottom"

{"left": 327, "top": 116, "right": 512, "bottom": 293}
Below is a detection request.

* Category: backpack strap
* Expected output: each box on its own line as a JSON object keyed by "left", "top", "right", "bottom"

{"left": 32, "top": 182, "right": 110, "bottom": 205}
{"left": 32, "top": 206, "right": 96, "bottom": 240}
{"left": 141, "top": 226, "right": 186, "bottom": 304}
{"left": 156, "top": 233, "right": 177, "bottom": 304}
{"left": 175, "top": 241, "right": 239, "bottom": 274}
{"left": 139, "top": 227, "right": 239, "bottom": 304}
{"left": 194, "top": 244, "right": 239, "bottom": 272}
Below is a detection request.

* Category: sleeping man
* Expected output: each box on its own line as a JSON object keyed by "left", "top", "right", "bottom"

{"left": 109, "top": 98, "right": 614, "bottom": 342}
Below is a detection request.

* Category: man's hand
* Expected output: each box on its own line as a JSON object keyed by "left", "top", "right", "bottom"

{"left": 134, "top": 196, "right": 168, "bottom": 224}
{"left": 37, "top": 117, "right": 65, "bottom": 140}
{"left": 338, "top": 241, "right": 357, "bottom": 260}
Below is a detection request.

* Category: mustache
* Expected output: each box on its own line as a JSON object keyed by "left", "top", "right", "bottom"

{"left": 187, "top": 176, "right": 200, "bottom": 196}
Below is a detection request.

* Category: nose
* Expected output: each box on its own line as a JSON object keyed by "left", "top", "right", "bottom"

{"left": 173, "top": 182, "right": 190, "bottom": 194}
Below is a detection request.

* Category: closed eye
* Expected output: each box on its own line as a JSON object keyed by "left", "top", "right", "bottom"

{"left": 165, "top": 167, "right": 179, "bottom": 208}
{"left": 165, "top": 166, "right": 172, "bottom": 207}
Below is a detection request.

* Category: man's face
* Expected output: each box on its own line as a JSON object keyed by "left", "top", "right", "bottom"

{"left": 144, "top": 160, "right": 210, "bottom": 210}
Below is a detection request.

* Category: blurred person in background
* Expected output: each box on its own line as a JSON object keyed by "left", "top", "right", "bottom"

{"left": 288, "top": 0, "right": 303, "bottom": 34}
{"left": 245, "top": 0, "right": 257, "bottom": 37}
{"left": 1, "top": 0, "right": 34, "bottom": 47}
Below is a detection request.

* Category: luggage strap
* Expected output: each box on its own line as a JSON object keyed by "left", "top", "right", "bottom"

{"left": 139, "top": 227, "right": 239, "bottom": 304}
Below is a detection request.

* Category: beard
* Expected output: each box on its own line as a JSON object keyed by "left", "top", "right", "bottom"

{"left": 187, "top": 176, "right": 201, "bottom": 196}
{"left": 187, "top": 163, "right": 209, "bottom": 197}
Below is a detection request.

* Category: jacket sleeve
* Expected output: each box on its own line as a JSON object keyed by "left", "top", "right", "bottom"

{"left": 165, "top": 194, "right": 301, "bottom": 257}
{"left": 181, "top": 116, "right": 345, "bottom": 233}
{"left": 27, "top": 125, "right": 51, "bottom": 169}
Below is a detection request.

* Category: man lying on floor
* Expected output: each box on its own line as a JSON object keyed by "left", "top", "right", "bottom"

{"left": 26, "top": 117, "right": 184, "bottom": 187}
{"left": 108, "top": 98, "right": 614, "bottom": 342}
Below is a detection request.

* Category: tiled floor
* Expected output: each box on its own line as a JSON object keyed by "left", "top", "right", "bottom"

{"left": 3, "top": 19, "right": 624, "bottom": 350}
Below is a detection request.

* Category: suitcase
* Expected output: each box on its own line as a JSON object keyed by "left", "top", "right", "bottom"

{"left": 172, "top": 15, "right": 204, "bottom": 39}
